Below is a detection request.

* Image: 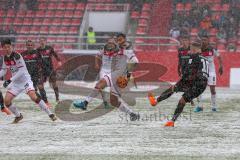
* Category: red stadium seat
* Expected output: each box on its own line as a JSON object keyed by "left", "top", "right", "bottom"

{"left": 23, "top": 18, "right": 33, "bottom": 25}
{"left": 176, "top": 3, "right": 184, "bottom": 11}
{"left": 68, "top": 26, "right": 79, "bottom": 34}
{"left": 19, "top": 26, "right": 30, "bottom": 34}
{"left": 131, "top": 11, "right": 140, "bottom": 19}
{"left": 48, "top": 3, "right": 56, "bottom": 10}
{"left": 138, "top": 19, "right": 148, "bottom": 27}
{"left": 60, "top": 26, "right": 68, "bottom": 34}
{"left": 71, "top": 18, "right": 81, "bottom": 26}
{"left": 57, "top": 2, "right": 66, "bottom": 10}
{"left": 63, "top": 44, "right": 74, "bottom": 49}
{"left": 55, "top": 11, "right": 64, "bottom": 18}
{"left": 33, "top": 18, "right": 43, "bottom": 25}
{"left": 168, "top": 46, "right": 177, "bottom": 52}
{"left": 136, "top": 27, "right": 146, "bottom": 35}
{"left": 39, "top": 26, "right": 49, "bottom": 34}
{"left": 66, "top": 2, "right": 76, "bottom": 10}
{"left": 52, "top": 18, "right": 62, "bottom": 25}
{"left": 35, "top": 10, "right": 45, "bottom": 18}
{"left": 66, "top": 37, "right": 77, "bottom": 43}
{"left": 30, "top": 26, "right": 40, "bottom": 34}
{"left": 13, "top": 18, "right": 23, "bottom": 25}
{"left": 53, "top": 44, "right": 63, "bottom": 50}
{"left": 7, "top": 10, "right": 15, "bottom": 17}
{"left": 38, "top": 2, "right": 47, "bottom": 10}
{"left": 42, "top": 18, "right": 52, "bottom": 25}
{"left": 49, "top": 26, "right": 60, "bottom": 34}
{"left": 217, "top": 44, "right": 226, "bottom": 52}
{"left": 73, "top": 11, "right": 83, "bottom": 18}
{"left": 64, "top": 11, "right": 74, "bottom": 18}
{"left": 56, "top": 36, "right": 66, "bottom": 42}
{"left": 142, "top": 3, "right": 151, "bottom": 11}
{"left": 76, "top": 3, "right": 85, "bottom": 10}
{"left": 62, "top": 19, "right": 71, "bottom": 26}
{"left": 25, "top": 11, "right": 35, "bottom": 18}
{"left": 45, "top": 10, "right": 55, "bottom": 18}
{"left": 47, "top": 37, "right": 56, "bottom": 43}
{"left": 16, "top": 11, "right": 26, "bottom": 18}
{"left": 0, "top": 10, "right": 4, "bottom": 17}
{"left": 140, "top": 11, "right": 150, "bottom": 19}
{"left": 4, "top": 18, "right": 13, "bottom": 25}
{"left": 134, "top": 38, "right": 144, "bottom": 44}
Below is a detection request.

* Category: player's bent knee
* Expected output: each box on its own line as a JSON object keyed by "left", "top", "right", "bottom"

{"left": 179, "top": 97, "right": 186, "bottom": 105}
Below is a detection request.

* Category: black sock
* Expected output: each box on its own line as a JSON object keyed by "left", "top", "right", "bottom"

{"left": 172, "top": 102, "right": 185, "bottom": 122}
{"left": 53, "top": 87, "right": 59, "bottom": 101}
{"left": 39, "top": 88, "right": 48, "bottom": 102}
{"left": 0, "top": 91, "right": 4, "bottom": 110}
{"left": 157, "top": 87, "right": 174, "bottom": 102}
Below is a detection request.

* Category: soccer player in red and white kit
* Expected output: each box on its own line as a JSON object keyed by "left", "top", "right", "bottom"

{"left": 194, "top": 34, "right": 223, "bottom": 112}
{"left": 0, "top": 39, "right": 57, "bottom": 123}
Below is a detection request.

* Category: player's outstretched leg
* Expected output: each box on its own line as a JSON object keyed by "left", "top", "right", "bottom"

{"left": 73, "top": 79, "right": 107, "bottom": 110}
{"left": 194, "top": 95, "right": 203, "bottom": 112}
{"left": 28, "top": 90, "right": 57, "bottom": 121}
{"left": 165, "top": 97, "right": 186, "bottom": 127}
{"left": 0, "top": 91, "right": 11, "bottom": 115}
{"left": 5, "top": 92, "right": 23, "bottom": 123}
{"left": 49, "top": 75, "right": 59, "bottom": 103}
{"left": 210, "top": 86, "right": 217, "bottom": 111}
{"left": 38, "top": 83, "right": 49, "bottom": 106}
{"left": 148, "top": 86, "right": 174, "bottom": 106}
{"left": 111, "top": 93, "right": 139, "bottom": 121}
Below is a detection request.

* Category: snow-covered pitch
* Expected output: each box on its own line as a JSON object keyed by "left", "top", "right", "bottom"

{"left": 0, "top": 85, "right": 240, "bottom": 160}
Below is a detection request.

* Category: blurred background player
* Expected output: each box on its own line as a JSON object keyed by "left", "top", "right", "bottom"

{"left": 37, "top": 37, "right": 62, "bottom": 104}
{"left": 148, "top": 40, "right": 209, "bottom": 127}
{"left": 73, "top": 40, "right": 140, "bottom": 121}
{"left": 21, "top": 40, "right": 42, "bottom": 97}
{"left": 194, "top": 34, "right": 223, "bottom": 112}
{"left": 0, "top": 39, "right": 56, "bottom": 123}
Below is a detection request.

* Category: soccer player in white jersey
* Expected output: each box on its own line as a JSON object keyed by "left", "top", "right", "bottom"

{"left": 194, "top": 35, "right": 223, "bottom": 112}
{"left": 0, "top": 39, "right": 57, "bottom": 123}
{"left": 73, "top": 35, "right": 140, "bottom": 121}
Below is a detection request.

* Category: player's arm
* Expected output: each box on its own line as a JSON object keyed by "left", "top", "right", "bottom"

{"left": 214, "top": 49, "right": 223, "bottom": 75}
{"left": 51, "top": 47, "right": 62, "bottom": 66}
{"left": 177, "top": 53, "right": 182, "bottom": 76}
{"left": 125, "top": 50, "right": 139, "bottom": 79}
{"left": 95, "top": 50, "right": 103, "bottom": 71}
{"left": 0, "top": 58, "right": 7, "bottom": 78}
{"left": 36, "top": 50, "right": 44, "bottom": 73}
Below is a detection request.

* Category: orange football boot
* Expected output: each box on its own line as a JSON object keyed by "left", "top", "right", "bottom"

{"left": 148, "top": 92, "right": 157, "bottom": 106}
{"left": 164, "top": 121, "right": 174, "bottom": 127}
{"left": 1, "top": 107, "right": 11, "bottom": 115}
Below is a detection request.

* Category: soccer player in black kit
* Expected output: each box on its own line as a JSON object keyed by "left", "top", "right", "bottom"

{"left": 148, "top": 40, "right": 209, "bottom": 127}
{"left": 21, "top": 40, "right": 42, "bottom": 94}
{"left": 37, "top": 37, "right": 62, "bottom": 104}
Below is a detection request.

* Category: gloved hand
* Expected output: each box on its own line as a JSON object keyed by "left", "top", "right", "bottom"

{"left": 3, "top": 80, "right": 11, "bottom": 88}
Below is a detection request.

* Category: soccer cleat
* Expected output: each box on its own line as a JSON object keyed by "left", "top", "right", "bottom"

{"left": 130, "top": 113, "right": 140, "bottom": 121}
{"left": 49, "top": 114, "right": 57, "bottom": 121}
{"left": 194, "top": 106, "right": 203, "bottom": 112}
{"left": 164, "top": 120, "right": 174, "bottom": 127}
{"left": 73, "top": 100, "right": 88, "bottom": 110}
{"left": 212, "top": 108, "right": 217, "bottom": 112}
{"left": 1, "top": 107, "right": 11, "bottom": 115}
{"left": 148, "top": 92, "right": 157, "bottom": 106}
{"left": 12, "top": 113, "right": 23, "bottom": 124}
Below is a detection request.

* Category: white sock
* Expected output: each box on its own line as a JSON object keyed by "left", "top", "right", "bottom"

{"left": 8, "top": 104, "right": 21, "bottom": 117}
{"left": 38, "top": 100, "right": 52, "bottom": 116}
{"left": 197, "top": 95, "right": 203, "bottom": 108}
{"left": 211, "top": 94, "right": 217, "bottom": 108}
{"left": 85, "top": 88, "right": 100, "bottom": 103}
{"left": 118, "top": 102, "right": 133, "bottom": 115}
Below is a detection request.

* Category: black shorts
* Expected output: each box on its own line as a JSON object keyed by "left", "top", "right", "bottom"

{"left": 174, "top": 76, "right": 208, "bottom": 102}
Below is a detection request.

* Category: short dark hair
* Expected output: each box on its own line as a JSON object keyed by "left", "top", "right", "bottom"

{"left": 1, "top": 39, "right": 12, "bottom": 47}
{"left": 116, "top": 33, "right": 126, "bottom": 39}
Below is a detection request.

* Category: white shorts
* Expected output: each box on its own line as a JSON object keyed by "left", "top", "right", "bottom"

{"left": 208, "top": 73, "right": 216, "bottom": 86}
{"left": 7, "top": 79, "right": 35, "bottom": 97}
{"left": 101, "top": 70, "right": 124, "bottom": 96}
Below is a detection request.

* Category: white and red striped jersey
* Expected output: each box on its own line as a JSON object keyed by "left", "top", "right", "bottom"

{"left": 0, "top": 51, "right": 31, "bottom": 84}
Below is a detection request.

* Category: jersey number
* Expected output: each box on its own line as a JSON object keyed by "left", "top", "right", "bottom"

{"left": 201, "top": 59, "right": 209, "bottom": 75}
